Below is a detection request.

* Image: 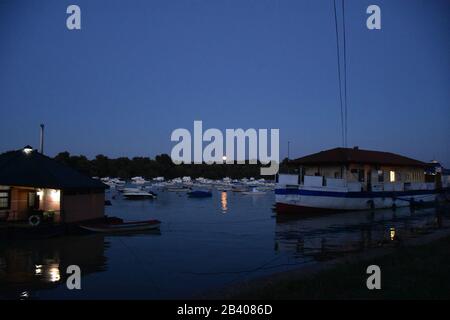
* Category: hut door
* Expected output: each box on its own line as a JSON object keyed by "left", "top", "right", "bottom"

{"left": 367, "top": 171, "right": 372, "bottom": 191}
{"left": 27, "top": 192, "right": 39, "bottom": 210}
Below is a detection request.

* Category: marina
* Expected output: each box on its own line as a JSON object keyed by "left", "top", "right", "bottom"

{"left": 0, "top": 145, "right": 449, "bottom": 300}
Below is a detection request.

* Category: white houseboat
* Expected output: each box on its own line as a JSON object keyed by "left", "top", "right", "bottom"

{"left": 275, "top": 147, "right": 449, "bottom": 213}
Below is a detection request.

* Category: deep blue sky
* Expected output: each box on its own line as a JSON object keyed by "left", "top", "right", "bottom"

{"left": 0, "top": 0, "right": 449, "bottom": 166}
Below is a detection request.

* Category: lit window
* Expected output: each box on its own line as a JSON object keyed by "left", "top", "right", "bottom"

{"left": 0, "top": 191, "right": 9, "bottom": 209}
{"left": 50, "top": 190, "right": 60, "bottom": 202}
{"left": 390, "top": 171, "right": 396, "bottom": 182}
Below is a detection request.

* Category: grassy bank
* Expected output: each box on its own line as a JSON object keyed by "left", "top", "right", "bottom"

{"left": 232, "top": 235, "right": 450, "bottom": 300}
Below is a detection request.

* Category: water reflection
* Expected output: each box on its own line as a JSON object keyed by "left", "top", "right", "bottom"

{"left": 389, "top": 227, "right": 396, "bottom": 241}
{"left": 274, "top": 206, "right": 449, "bottom": 261}
{"left": 47, "top": 264, "right": 61, "bottom": 283}
{"left": 221, "top": 192, "right": 228, "bottom": 213}
{"left": 0, "top": 235, "right": 108, "bottom": 299}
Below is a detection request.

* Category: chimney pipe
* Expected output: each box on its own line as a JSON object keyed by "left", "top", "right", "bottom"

{"left": 39, "top": 124, "right": 45, "bottom": 154}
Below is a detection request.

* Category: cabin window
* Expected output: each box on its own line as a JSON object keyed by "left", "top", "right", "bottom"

{"left": 0, "top": 191, "right": 10, "bottom": 210}
{"left": 377, "top": 170, "right": 384, "bottom": 182}
{"left": 390, "top": 170, "right": 396, "bottom": 182}
{"left": 358, "top": 169, "right": 365, "bottom": 182}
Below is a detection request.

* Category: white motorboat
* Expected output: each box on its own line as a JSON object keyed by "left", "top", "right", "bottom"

{"left": 123, "top": 188, "right": 156, "bottom": 199}
{"left": 242, "top": 188, "right": 266, "bottom": 195}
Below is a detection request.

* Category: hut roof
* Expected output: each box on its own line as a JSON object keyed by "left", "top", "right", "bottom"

{"left": 0, "top": 147, "right": 107, "bottom": 190}
{"left": 290, "top": 147, "right": 428, "bottom": 167}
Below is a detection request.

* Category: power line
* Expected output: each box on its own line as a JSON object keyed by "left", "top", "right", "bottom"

{"left": 341, "top": 0, "right": 348, "bottom": 148}
{"left": 333, "top": 0, "right": 345, "bottom": 147}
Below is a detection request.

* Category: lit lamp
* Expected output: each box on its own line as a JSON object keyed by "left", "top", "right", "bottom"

{"left": 23, "top": 145, "right": 33, "bottom": 155}
{"left": 222, "top": 155, "right": 227, "bottom": 163}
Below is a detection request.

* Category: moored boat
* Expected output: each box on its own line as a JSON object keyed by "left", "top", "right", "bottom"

{"left": 166, "top": 186, "right": 191, "bottom": 192}
{"left": 123, "top": 189, "right": 156, "bottom": 199}
{"left": 242, "top": 188, "right": 266, "bottom": 195}
{"left": 231, "top": 185, "right": 248, "bottom": 192}
{"left": 79, "top": 219, "right": 161, "bottom": 233}
{"left": 275, "top": 147, "right": 449, "bottom": 214}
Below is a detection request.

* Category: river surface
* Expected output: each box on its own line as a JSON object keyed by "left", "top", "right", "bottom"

{"left": 1, "top": 188, "right": 449, "bottom": 299}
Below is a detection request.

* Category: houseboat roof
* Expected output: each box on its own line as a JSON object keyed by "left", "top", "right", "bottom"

{"left": 0, "top": 147, "right": 108, "bottom": 190}
{"left": 291, "top": 147, "right": 428, "bottom": 167}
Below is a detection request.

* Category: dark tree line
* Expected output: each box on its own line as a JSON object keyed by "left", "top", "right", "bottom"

{"left": 53, "top": 152, "right": 287, "bottom": 180}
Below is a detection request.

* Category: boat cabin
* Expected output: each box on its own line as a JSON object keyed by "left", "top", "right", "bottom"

{"left": 280, "top": 147, "right": 433, "bottom": 192}
{"left": 0, "top": 146, "right": 108, "bottom": 225}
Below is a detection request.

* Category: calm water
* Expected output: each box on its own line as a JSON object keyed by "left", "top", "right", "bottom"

{"left": 1, "top": 188, "right": 449, "bottom": 299}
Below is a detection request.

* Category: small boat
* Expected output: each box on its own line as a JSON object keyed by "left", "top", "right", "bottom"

{"left": 166, "top": 186, "right": 191, "bottom": 192}
{"left": 242, "top": 188, "right": 266, "bottom": 195}
{"left": 122, "top": 188, "right": 156, "bottom": 199}
{"left": 187, "top": 190, "right": 212, "bottom": 198}
{"left": 123, "top": 191, "right": 156, "bottom": 199}
{"left": 80, "top": 219, "right": 161, "bottom": 233}
{"left": 216, "top": 187, "right": 232, "bottom": 192}
{"left": 231, "top": 185, "right": 248, "bottom": 192}
{"left": 120, "top": 187, "right": 143, "bottom": 193}
{"left": 216, "top": 185, "right": 233, "bottom": 191}
{"left": 131, "top": 176, "right": 148, "bottom": 185}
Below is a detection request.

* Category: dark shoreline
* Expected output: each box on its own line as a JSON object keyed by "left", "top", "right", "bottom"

{"left": 209, "top": 224, "right": 450, "bottom": 300}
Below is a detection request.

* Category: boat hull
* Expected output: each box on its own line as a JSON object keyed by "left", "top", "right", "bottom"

{"left": 80, "top": 220, "right": 161, "bottom": 233}
{"left": 275, "top": 187, "right": 442, "bottom": 213}
{"left": 123, "top": 194, "right": 155, "bottom": 200}
{"left": 242, "top": 191, "right": 266, "bottom": 195}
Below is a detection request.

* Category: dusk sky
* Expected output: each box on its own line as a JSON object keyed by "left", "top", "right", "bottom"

{"left": 0, "top": 0, "right": 449, "bottom": 166}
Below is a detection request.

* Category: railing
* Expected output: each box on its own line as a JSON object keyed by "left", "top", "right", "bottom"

{"left": 278, "top": 174, "right": 436, "bottom": 192}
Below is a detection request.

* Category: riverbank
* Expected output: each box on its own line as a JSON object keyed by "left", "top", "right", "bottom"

{"left": 218, "top": 227, "right": 450, "bottom": 300}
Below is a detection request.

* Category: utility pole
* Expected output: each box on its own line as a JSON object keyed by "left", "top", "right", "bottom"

{"left": 39, "top": 124, "right": 45, "bottom": 154}
{"left": 287, "top": 141, "right": 290, "bottom": 160}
